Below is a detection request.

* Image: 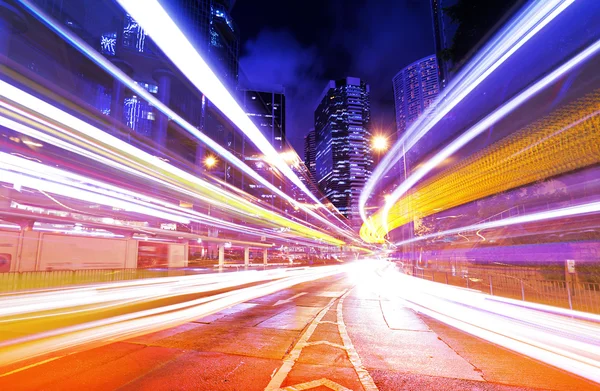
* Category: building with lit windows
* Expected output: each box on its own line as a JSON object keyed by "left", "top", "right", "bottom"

{"left": 239, "top": 89, "right": 286, "bottom": 209}
{"left": 304, "top": 129, "right": 317, "bottom": 180}
{"left": 314, "top": 77, "right": 372, "bottom": 226}
{"left": 430, "top": 0, "right": 457, "bottom": 89}
{"left": 393, "top": 55, "right": 440, "bottom": 135}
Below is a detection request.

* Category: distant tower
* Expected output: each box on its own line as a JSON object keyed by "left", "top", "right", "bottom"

{"left": 314, "top": 77, "right": 372, "bottom": 226}
{"left": 304, "top": 129, "right": 317, "bottom": 180}
{"left": 431, "top": 0, "right": 458, "bottom": 89}
{"left": 393, "top": 55, "right": 440, "bottom": 136}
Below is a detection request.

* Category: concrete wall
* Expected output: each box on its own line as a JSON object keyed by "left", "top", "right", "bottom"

{"left": 0, "top": 229, "right": 190, "bottom": 271}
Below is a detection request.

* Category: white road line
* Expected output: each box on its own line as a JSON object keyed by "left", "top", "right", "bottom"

{"left": 337, "top": 290, "right": 380, "bottom": 391}
{"left": 264, "top": 290, "right": 347, "bottom": 391}
{"left": 302, "top": 340, "right": 347, "bottom": 350}
{"left": 274, "top": 292, "right": 308, "bottom": 306}
{"left": 317, "top": 320, "right": 338, "bottom": 325}
{"left": 0, "top": 354, "right": 66, "bottom": 377}
{"left": 279, "top": 378, "right": 352, "bottom": 391}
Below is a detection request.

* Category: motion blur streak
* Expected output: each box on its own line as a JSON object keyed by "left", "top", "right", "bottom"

{"left": 368, "top": 263, "right": 600, "bottom": 384}
{"left": 393, "top": 201, "right": 600, "bottom": 247}
{"left": 0, "top": 266, "right": 345, "bottom": 366}
{"left": 359, "top": 0, "right": 574, "bottom": 228}
{"left": 360, "top": 84, "right": 600, "bottom": 242}
{"left": 18, "top": 0, "right": 357, "bottom": 240}
{"left": 113, "top": 0, "right": 316, "bottom": 203}
{"left": 0, "top": 81, "right": 346, "bottom": 246}
{"left": 361, "top": 40, "right": 600, "bottom": 242}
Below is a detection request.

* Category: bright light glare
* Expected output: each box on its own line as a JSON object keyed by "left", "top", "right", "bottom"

{"left": 204, "top": 155, "right": 217, "bottom": 168}
{"left": 372, "top": 135, "right": 388, "bottom": 151}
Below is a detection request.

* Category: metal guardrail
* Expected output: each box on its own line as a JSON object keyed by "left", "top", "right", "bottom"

{"left": 411, "top": 266, "right": 600, "bottom": 314}
{"left": 0, "top": 262, "right": 329, "bottom": 292}
{"left": 0, "top": 268, "right": 205, "bottom": 292}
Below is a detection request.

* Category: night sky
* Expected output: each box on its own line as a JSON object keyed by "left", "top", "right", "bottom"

{"left": 232, "top": 0, "right": 435, "bottom": 154}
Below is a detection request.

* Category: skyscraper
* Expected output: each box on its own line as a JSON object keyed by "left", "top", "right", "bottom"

{"left": 314, "top": 77, "right": 372, "bottom": 226}
{"left": 393, "top": 55, "right": 440, "bottom": 136}
{"left": 239, "top": 89, "right": 286, "bottom": 208}
{"left": 304, "top": 129, "right": 317, "bottom": 180}
{"left": 163, "top": 0, "right": 239, "bottom": 89}
{"left": 239, "top": 89, "right": 285, "bottom": 152}
{"left": 431, "top": 0, "right": 457, "bottom": 89}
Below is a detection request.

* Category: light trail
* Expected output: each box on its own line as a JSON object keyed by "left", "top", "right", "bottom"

{"left": 369, "top": 39, "right": 600, "bottom": 239}
{"left": 18, "top": 0, "right": 358, "bottom": 241}
{"left": 393, "top": 201, "right": 600, "bottom": 247}
{"left": 359, "top": 0, "right": 575, "bottom": 229}
{"left": 367, "top": 265, "right": 600, "bottom": 384}
{"left": 0, "top": 266, "right": 345, "bottom": 367}
{"left": 360, "top": 87, "right": 600, "bottom": 242}
{"left": 0, "top": 83, "right": 347, "bottom": 246}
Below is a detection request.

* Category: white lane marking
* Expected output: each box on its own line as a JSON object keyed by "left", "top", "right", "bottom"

{"left": 279, "top": 378, "right": 352, "bottom": 391}
{"left": 302, "top": 340, "right": 347, "bottom": 350}
{"left": 317, "top": 320, "right": 338, "bottom": 325}
{"left": 0, "top": 354, "right": 66, "bottom": 377}
{"left": 264, "top": 290, "right": 347, "bottom": 391}
{"left": 317, "top": 291, "right": 347, "bottom": 298}
{"left": 274, "top": 292, "right": 308, "bottom": 306}
{"left": 337, "top": 290, "right": 380, "bottom": 391}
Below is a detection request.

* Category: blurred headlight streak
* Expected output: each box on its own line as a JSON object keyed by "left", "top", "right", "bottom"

{"left": 18, "top": 0, "right": 358, "bottom": 242}
{"left": 0, "top": 266, "right": 345, "bottom": 366}
{"left": 376, "top": 268, "right": 600, "bottom": 384}
{"left": 393, "top": 201, "right": 600, "bottom": 247}
{"left": 361, "top": 40, "right": 600, "bottom": 242}
{"left": 359, "top": 0, "right": 575, "bottom": 229}
{"left": 0, "top": 82, "right": 346, "bottom": 246}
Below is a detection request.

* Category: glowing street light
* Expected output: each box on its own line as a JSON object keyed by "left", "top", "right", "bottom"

{"left": 204, "top": 155, "right": 217, "bottom": 169}
{"left": 372, "top": 135, "right": 388, "bottom": 152}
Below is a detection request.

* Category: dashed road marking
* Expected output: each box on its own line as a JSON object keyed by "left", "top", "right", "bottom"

{"left": 264, "top": 291, "right": 345, "bottom": 391}
{"left": 274, "top": 292, "right": 308, "bottom": 306}
{"left": 278, "top": 378, "right": 352, "bottom": 390}
{"left": 302, "top": 340, "right": 347, "bottom": 350}
{"left": 0, "top": 355, "right": 65, "bottom": 378}
{"left": 337, "top": 291, "right": 379, "bottom": 391}
{"left": 265, "top": 287, "right": 379, "bottom": 391}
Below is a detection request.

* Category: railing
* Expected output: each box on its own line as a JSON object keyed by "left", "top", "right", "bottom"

{"left": 0, "top": 268, "right": 206, "bottom": 292}
{"left": 0, "top": 262, "right": 325, "bottom": 293}
{"left": 410, "top": 266, "right": 600, "bottom": 314}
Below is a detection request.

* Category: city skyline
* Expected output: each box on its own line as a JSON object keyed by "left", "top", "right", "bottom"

{"left": 314, "top": 77, "right": 372, "bottom": 226}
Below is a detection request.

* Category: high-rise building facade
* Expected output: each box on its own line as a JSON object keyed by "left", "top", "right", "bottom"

{"left": 393, "top": 55, "right": 440, "bottom": 135}
{"left": 431, "top": 0, "right": 457, "bottom": 89}
{"left": 304, "top": 129, "right": 317, "bottom": 180}
{"left": 164, "top": 0, "right": 239, "bottom": 89}
{"left": 239, "top": 89, "right": 286, "bottom": 208}
{"left": 314, "top": 77, "right": 372, "bottom": 225}
{"left": 239, "top": 89, "right": 285, "bottom": 152}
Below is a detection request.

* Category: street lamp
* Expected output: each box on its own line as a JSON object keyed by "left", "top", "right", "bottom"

{"left": 372, "top": 135, "right": 388, "bottom": 152}
{"left": 204, "top": 155, "right": 217, "bottom": 169}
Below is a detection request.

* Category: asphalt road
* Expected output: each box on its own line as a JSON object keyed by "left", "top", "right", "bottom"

{"left": 0, "top": 264, "right": 598, "bottom": 390}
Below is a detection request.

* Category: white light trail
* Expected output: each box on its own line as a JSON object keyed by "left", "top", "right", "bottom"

{"left": 394, "top": 201, "right": 600, "bottom": 246}
{"left": 18, "top": 0, "right": 357, "bottom": 240}
{"left": 359, "top": 0, "right": 575, "bottom": 228}
{"left": 0, "top": 85, "right": 346, "bottom": 245}
{"left": 0, "top": 266, "right": 345, "bottom": 366}
{"left": 380, "top": 39, "right": 600, "bottom": 232}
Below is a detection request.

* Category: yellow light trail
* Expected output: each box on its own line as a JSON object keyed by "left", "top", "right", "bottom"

{"left": 361, "top": 90, "right": 600, "bottom": 243}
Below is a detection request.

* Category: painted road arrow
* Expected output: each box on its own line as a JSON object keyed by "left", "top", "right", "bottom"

{"left": 274, "top": 292, "right": 307, "bottom": 306}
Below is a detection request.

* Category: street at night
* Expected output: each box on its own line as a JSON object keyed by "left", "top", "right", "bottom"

{"left": 2, "top": 262, "right": 598, "bottom": 390}
{"left": 1, "top": 0, "right": 600, "bottom": 389}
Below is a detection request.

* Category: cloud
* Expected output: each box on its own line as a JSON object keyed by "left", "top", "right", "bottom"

{"left": 329, "top": 0, "right": 435, "bottom": 133}
{"left": 239, "top": 29, "right": 327, "bottom": 153}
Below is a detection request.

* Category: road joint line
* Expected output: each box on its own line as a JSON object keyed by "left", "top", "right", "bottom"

{"left": 264, "top": 290, "right": 347, "bottom": 391}
{"left": 337, "top": 289, "right": 380, "bottom": 391}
